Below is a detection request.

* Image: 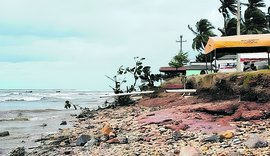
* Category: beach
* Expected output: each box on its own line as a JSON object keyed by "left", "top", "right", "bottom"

{"left": 3, "top": 71, "right": 270, "bottom": 156}
{"left": 0, "top": 89, "right": 111, "bottom": 155}
{"left": 27, "top": 92, "right": 270, "bottom": 156}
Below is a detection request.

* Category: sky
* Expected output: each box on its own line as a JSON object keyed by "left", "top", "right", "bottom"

{"left": 0, "top": 0, "right": 269, "bottom": 91}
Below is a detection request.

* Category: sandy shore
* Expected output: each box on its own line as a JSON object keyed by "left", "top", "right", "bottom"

{"left": 25, "top": 93, "right": 270, "bottom": 156}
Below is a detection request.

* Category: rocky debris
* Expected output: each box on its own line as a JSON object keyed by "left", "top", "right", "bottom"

{"left": 50, "top": 135, "right": 70, "bottom": 145}
{"left": 244, "top": 134, "right": 268, "bottom": 148}
{"left": 60, "top": 121, "right": 67, "bottom": 125}
{"left": 77, "top": 109, "right": 96, "bottom": 118}
{"left": 76, "top": 135, "right": 91, "bottom": 146}
{"left": 201, "top": 134, "right": 223, "bottom": 143}
{"left": 0, "top": 131, "right": 10, "bottom": 137}
{"left": 9, "top": 147, "right": 26, "bottom": 156}
{"left": 27, "top": 73, "right": 270, "bottom": 156}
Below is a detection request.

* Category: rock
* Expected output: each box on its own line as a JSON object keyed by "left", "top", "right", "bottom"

{"left": 106, "top": 138, "right": 120, "bottom": 144}
{"left": 109, "top": 132, "right": 116, "bottom": 139}
{"left": 201, "top": 134, "right": 223, "bottom": 143}
{"left": 119, "top": 137, "right": 128, "bottom": 144}
{"left": 159, "top": 127, "right": 167, "bottom": 133}
{"left": 84, "top": 137, "right": 99, "bottom": 147}
{"left": 200, "top": 146, "right": 209, "bottom": 152}
{"left": 41, "top": 123, "right": 47, "bottom": 127}
{"left": 0, "top": 131, "right": 10, "bottom": 137}
{"left": 232, "top": 138, "right": 242, "bottom": 145}
{"left": 220, "top": 142, "right": 230, "bottom": 148}
{"left": 220, "top": 131, "right": 234, "bottom": 139}
{"left": 241, "top": 110, "right": 264, "bottom": 120}
{"left": 64, "top": 151, "right": 71, "bottom": 155}
{"left": 174, "top": 149, "right": 180, "bottom": 154}
{"left": 172, "top": 131, "right": 182, "bottom": 141}
{"left": 180, "top": 146, "right": 202, "bottom": 156}
{"left": 100, "top": 134, "right": 109, "bottom": 142}
{"left": 85, "top": 125, "right": 95, "bottom": 129}
{"left": 244, "top": 134, "right": 268, "bottom": 148}
{"left": 9, "top": 147, "right": 26, "bottom": 156}
{"left": 101, "top": 123, "right": 112, "bottom": 135}
{"left": 76, "top": 135, "right": 91, "bottom": 146}
{"left": 76, "top": 109, "right": 95, "bottom": 118}
{"left": 60, "top": 121, "right": 67, "bottom": 125}
{"left": 106, "top": 137, "right": 128, "bottom": 144}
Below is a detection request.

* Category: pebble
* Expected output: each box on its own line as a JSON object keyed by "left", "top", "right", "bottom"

{"left": 0, "top": 131, "right": 10, "bottom": 137}
{"left": 244, "top": 134, "right": 268, "bottom": 148}
{"left": 60, "top": 121, "right": 67, "bottom": 125}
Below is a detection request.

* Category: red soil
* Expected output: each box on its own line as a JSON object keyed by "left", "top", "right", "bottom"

{"left": 136, "top": 93, "right": 270, "bottom": 133}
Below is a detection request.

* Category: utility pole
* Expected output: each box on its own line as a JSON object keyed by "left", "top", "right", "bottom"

{"left": 267, "top": 7, "right": 270, "bottom": 30}
{"left": 176, "top": 35, "right": 187, "bottom": 52}
{"left": 237, "top": 0, "right": 241, "bottom": 35}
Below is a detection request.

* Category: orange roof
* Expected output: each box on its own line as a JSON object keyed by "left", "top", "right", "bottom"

{"left": 204, "top": 34, "right": 270, "bottom": 54}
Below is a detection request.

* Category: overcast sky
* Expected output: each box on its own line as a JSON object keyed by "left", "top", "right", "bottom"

{"left": 0, "top": 0, "right": 269, "bottom": 91}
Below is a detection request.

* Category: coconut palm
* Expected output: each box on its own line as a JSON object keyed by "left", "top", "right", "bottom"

{"left": 218, "top": 18, "right": 238, "bottom": 36}
{"left": 188, "top": 19, "right": 216, "bottom": 52}
{"left": 219, "top": 0, "right": 237, "bottom": 19}
{"left": 242, "top": 0, "right": 269, "bottom": 34}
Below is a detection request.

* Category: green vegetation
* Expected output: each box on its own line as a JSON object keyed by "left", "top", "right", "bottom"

{"left": 169, "top": 51, "right": 189, "bottom": 69}
{"left": 106, "top": 57, "right": 162, "bottom": 106}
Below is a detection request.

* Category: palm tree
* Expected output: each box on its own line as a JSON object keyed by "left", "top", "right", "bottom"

{"left": 242, "top": 0, "right": 269, "bottom": 34}
{"left": 188, "top": 19, "right": 216, "bottom": 52}
{"left": 218, "top": 0, "right": 237, "bottom": 36}
{"left": 219, "top": 0, "right": 237, "bottom": 19}
{"left": 188, "top": 19, "right": 216, "bottom": 72}
{"left": 218, "top": 18, "right": 238, "bottom": 36}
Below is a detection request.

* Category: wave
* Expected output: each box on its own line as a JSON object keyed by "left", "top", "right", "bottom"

{"left": 1, "top": 96, "right": 43, "bottom": 102}
{"left": 0, "top": 117, "right": 29, "bottom": 122}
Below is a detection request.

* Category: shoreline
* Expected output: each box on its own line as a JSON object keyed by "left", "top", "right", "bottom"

{"left": 0, "top": 109, "right": 80, "bottom": 155}
{"left": 26, "top": 93, "right": 270, "bottom": 155}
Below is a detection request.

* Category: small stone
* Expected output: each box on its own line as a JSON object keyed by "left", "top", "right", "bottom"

{"left": 220, "top": 131, "right": 234, "bottom": 139}
{"left": 172, "top": 131, "right": 182, "bottom": 141}
{"left": 106, "top": 138, "right": 120, "bottom": 144}
{"left": 60, "top": 121, "right": 67, "bottom": 125}
{"left": 244, "top": 134, "right": 268, "bottom": 148}
{"left": 85, "top": 125, "right": 95, "bottom": 129}
{"left": 109, "top": 132, "right": 116, "bottom": 139}
{"left": 41, "top": 123, "right": 47, "bottom": 127}
{"left": 201, "top": 134, "right": 223, "bottom": 143}
{"left": 233, "top": 138, "right": 242, "bottom": 145}
{"left": 64, "top": 150, "right": 71, "bottom": 155}
{"left": 101, "top": 123, "right": 112, "bottom": 135}
{"left": 76, "top": 135, "right": 91, "bottom": 146}
{"left": 159, "top": 127, "right": 167, "bottom": 133}
{"left": 174, "top": 149, "right": 180, "bottom": 154}
{"left": 100, "top": 134, "right": 109, "bottom": 142}
{"left": 119, "top": 137, "right": 128, "bottom": 144}
{"left": 180, "top": 146, "right": 201, "bottom": 156}
{"left": 200, "top": 146, "right": 209, "bottom": 152}
{"left": 0, "top": 131, "right": 10, "bottom": 137}
{"left": 84, "top": 137, "right": 99, "bottom": 147}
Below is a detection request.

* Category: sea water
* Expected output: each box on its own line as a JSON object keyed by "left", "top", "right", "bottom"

{"left": 0, "top": 89, "right": 112, "bottom": 155}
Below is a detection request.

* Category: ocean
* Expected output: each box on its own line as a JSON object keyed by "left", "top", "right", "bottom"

{"left": 0, "top": 89, "right": 112, "bottom": 155}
